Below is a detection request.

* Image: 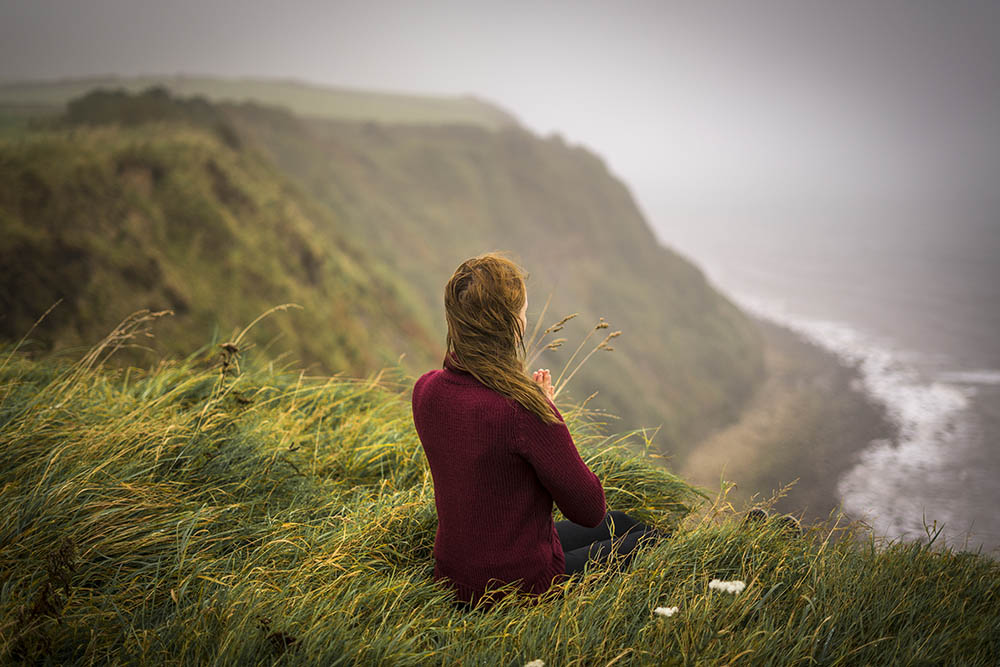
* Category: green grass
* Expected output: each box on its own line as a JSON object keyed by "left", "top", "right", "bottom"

{"left": 0, "top": 75, "right": 518, "bottom": 129}
{"left": 0, "top": 119, "right": 440, "bottom": 374}
{"left": 1, "top": 326, "right": 997, "bottom": 665}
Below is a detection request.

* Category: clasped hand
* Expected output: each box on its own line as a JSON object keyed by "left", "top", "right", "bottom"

{"left": 532, "top": 368, "right": 555, "bottom": 400}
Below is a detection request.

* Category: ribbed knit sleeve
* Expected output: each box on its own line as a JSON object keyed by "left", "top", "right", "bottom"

{"left": 514, "top": 403, "right": 607, "bottom": 528}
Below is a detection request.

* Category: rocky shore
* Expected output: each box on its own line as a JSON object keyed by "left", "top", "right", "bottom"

{"left": 679, "top": 316, "right": 896, "bottom": 523}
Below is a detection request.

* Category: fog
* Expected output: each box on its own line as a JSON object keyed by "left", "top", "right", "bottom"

{"left": 3, "top": 0, "right": 999, "bottom": 232}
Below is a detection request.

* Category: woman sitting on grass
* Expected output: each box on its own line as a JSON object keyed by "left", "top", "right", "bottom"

{"left": 411, "top": 253, "right": 662, "bottom": 607}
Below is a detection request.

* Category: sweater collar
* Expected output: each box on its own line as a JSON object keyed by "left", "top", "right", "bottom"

{"left": 443, "top": 352, "right": 471, "bottom": 376}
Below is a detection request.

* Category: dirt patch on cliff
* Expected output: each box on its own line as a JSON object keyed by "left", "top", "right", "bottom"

{"left": 679, "top": 317, "right": 894, "bottom": 522}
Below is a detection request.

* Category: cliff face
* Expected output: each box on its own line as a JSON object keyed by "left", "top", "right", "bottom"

{"left": 0, "top": 95, "right": 439, "bottom": 374}
{"left": 226, "top": 104, "right": 764, "bottom": 455}
{"left": 0, "top": 88, "right": 762, "bottom": 458}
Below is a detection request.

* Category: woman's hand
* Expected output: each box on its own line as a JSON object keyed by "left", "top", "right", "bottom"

{"left": 532, "top": 368, "right": 555, "bottom": 400}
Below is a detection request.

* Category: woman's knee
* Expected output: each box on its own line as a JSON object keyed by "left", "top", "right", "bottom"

{"left": 607, "top": 510, "right": 641, "bottom": 535}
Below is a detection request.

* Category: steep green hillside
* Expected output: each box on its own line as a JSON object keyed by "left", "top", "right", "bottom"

{"left": 0, "top": 98, "right": 439, "bottom": 374}
{"left": 224, "top": 103, "right": 764, "bottom": 455}
{"left": 2, "top": 348, "right": 996, "bottom": 665}
{"left": 1, "top": 87, "right": 762, "bottom": 458}
{"left": 0, "top": 75, "right": 517, "bottom": 129}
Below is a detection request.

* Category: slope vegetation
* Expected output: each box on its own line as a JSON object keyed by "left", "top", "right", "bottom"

{"left": 0, "top": 92, "right": 438, "bottom": 373}
{"left": 1, "top": 87, "right": 762, "bottom": 458}
{"left": 225, "top": 101, "right": 764, "bottom": 454}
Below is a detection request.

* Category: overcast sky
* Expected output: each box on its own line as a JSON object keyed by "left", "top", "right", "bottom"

{"left": 2, "top": 0, "right": 999, "bottom": 230}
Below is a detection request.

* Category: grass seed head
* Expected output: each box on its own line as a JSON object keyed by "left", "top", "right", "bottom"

{"left": 544, "top": 313, "right": 578, "bottom": 335}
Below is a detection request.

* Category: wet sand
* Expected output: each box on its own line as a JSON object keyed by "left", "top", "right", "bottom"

{"left": 679, "top": 317, "right": 896, "bottom": 523}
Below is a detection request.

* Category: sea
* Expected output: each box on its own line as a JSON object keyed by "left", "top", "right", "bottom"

{"left": 654, "top": 203, "right": 1000, "bottom": 555}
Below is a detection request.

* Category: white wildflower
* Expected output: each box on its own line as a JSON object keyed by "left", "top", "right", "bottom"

{"left": 525, "top": 661, "right": 545, "bottom": 667}
{"left": 708, "top": 579, "right": 746, "bottom": 594}
{"left": 653, "top": 606, "right": 679, "bottom": 617}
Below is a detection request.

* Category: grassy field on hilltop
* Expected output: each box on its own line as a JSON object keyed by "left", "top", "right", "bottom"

{"left": 0, "top": 94, "right": 440, "bottom": 374}
{"left": 1, "top": 325, "right": 997, "bottom": 665}
{"left": 0, "top": 75, "right": 518, "bottom": 129}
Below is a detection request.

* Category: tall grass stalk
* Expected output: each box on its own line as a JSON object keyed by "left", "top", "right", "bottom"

{"left": 526, "top": 310, "right": 622, "bottom": 400}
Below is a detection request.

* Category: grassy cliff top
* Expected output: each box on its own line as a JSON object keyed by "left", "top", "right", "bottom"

{"left": 1, "top": 337, "right": 997, "bottom": 665}
{"left": 0, "top": 87, "right": 764, "bottom": 457}
{"left": 0, "top": 105, "right": 441, "bottom": 374}
{"left": 0, "top": 75, "right": 519, "bottom": 129}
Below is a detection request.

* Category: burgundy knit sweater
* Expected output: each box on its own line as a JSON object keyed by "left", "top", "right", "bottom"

{"left": 411, "top": 355, "right": 607, "bottom": 604}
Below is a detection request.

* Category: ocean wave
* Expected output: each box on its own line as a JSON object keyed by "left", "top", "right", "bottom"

{"left": 731, "top": 293, "right": 978, "bottom": 545}
{"left": 936, "top": 369, "right": 1000, "bottom": 386}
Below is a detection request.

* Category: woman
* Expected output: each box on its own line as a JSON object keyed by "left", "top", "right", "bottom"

{"left": 411, "top": 253, "right": 661, "bottom": 607}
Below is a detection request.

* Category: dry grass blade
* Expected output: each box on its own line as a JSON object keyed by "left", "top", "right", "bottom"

{"left": 230, "top": 303, "right": 303, "bottom": 348}
{"left": 76, "top": 309, "right": 173, "bottom": 374}
{"left": 553, "top": 325, "right": 622, "bottom": 400}
{"left": 0, "top": 300, "right": 62, "bottom": 378}
{"left": 523, "top": 291, "right": 554, "bottom": 355}
{"left": 526, "top": 312, "right": 579, "bottom": 367}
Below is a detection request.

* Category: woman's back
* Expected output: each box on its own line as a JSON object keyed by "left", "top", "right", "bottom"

{"left": 412, "top": 355, "right": 606, "bottom": 604}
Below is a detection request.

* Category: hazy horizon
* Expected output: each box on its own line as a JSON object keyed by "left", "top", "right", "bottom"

{"left": 3, "top": 0, "right": 1000, "bottom": 237}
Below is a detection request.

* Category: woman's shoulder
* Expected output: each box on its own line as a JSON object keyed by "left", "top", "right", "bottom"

{"left": 413, "top": 367, "right": 490, "bottom": 398}
{"left": 412, "top": 369, "right": 446, "bottom": 404}
{"left": 414, "top": 368, "right": 442, "bottom": 388}
{"left": 413, "top": 367, "right": 520, "bottom": 412}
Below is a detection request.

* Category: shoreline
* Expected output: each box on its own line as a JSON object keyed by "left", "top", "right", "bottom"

{"left": 678, "top": 316, "right": 897, "bottom": 523}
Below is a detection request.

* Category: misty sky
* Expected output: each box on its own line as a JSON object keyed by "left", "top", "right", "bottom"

{"left": 2, "top": 0, "right": 999, "bottom": 231}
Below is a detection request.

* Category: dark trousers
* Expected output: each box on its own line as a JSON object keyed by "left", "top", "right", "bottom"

{"left": 556, "top": 510, "right": 662, "bottom": 575}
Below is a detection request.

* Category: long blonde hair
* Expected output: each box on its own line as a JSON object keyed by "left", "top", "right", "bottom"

{"left": 445, "top": 253, "right": 559, "bottom": 424}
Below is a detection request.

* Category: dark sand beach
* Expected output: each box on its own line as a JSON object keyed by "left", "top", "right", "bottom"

{"left": 679, "top": 317, "right": 896, "bottom": 523}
